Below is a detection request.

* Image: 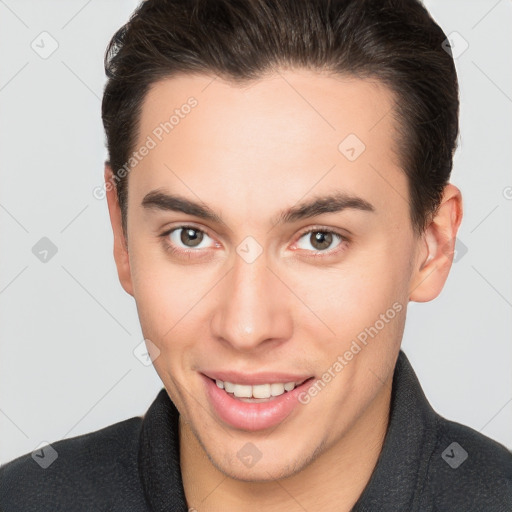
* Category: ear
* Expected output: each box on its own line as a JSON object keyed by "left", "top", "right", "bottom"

{"left": 409, "top": 183, "right": 463, "bottom": 302}
{"left": 104, "top": 164, "right": 134, "bottom": 296}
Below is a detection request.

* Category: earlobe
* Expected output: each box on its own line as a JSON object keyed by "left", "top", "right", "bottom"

{"left": 104, "top": 164, "right": 134, "bottom": 297}
{"left": 409, "top": 183, "right": 463, "bottom": 303}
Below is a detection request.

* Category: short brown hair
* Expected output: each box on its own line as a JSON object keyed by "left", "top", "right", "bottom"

{"left": 102, "top": 0, "right": 459, "bottom": 236}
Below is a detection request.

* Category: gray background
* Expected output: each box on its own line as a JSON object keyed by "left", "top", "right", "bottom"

{"left": 0, "top": 0, "right": 511, "bottom": 464}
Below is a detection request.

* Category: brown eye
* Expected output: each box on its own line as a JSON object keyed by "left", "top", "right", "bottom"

{"left": 296, "top": 230, "right": 343, "bottom": 253}
{"left": 180, "top": 227, "right": 204, "bottom": 247}
{"left": 310, "top": 231, "right": 332, "bottom": 250}
{"left": 165, "top": 226, "right": 213, "bottom": 251}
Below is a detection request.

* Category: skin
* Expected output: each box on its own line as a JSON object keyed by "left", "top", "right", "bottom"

{"left": 105, "top": 69, "right": 462, "bottom": 511}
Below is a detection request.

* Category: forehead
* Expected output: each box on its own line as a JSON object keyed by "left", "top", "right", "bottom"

{"left": 130, "top": 69, "right": 408, "bottom": 228}
{"left": 139, "top": 69, "right": 398, "bottom": 153}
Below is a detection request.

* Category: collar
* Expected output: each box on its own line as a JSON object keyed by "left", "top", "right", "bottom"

{"left": 351, "top": 350, "right": 437, "bottom": 511}
{"left": 138, "top": 350, "right": 438, "bottom": 511}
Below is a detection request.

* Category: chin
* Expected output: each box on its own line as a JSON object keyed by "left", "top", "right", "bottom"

{"left": 205, "top": 436, "right": 325, "bottom": 483}
{"left": 213, "top": 456, "right": 304, "bottom": 482}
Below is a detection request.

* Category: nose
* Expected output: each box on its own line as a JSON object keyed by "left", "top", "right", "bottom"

{"left": 210, "top": 249, "right": 293, "bottom": 353}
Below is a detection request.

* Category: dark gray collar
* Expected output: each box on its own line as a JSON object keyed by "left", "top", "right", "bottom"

{"left": 351, "top": 350, "right": 438, "bottom": 511}
{"left": 138, "top": 385, "right": 187, "bottom": 511}
{"left": 138, "top": 350, "right": 437, "bottom": 511}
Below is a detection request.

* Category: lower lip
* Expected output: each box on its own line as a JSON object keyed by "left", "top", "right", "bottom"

{"left": 202, "top": 374, "right": 313, "bottom": 431}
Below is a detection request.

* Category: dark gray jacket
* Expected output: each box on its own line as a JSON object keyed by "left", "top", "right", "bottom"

{"left": 1, "top": 350, "right": 511, "bottom": 511}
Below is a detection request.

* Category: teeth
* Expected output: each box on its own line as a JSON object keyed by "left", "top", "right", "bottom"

{"left": 270, "top": 383, "right": 285, "bottom": 396}
{"left": 224, "top": 381, "right": 235, "bottom": 393}
{"left": 215, "top": 379, "right": 300, "bottom": 398}
{"left": 252, "top": 384, "right": 271, "bottom": 399}
{"left": 233, "top": 384, "right": 252, "bottom": 398}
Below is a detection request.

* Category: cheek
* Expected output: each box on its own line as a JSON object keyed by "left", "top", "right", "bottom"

{"left": 297, "top": 258, "right": 403, "bottom": 322}
{"left": 283, "top": 241, "right": 411, "bottom": 350}
{"left": 128, "top": 243, "right": 197, "bottom": 344}
{"left": 130, "top": 259, "right": 202, "bottom": 396}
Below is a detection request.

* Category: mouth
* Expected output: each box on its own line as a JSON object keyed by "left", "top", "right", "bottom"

{"left": 212, "top": 377, "right": 310, "bottom": 403}
{"left": 201, "top": 373, "right": 315, "bottom": 431}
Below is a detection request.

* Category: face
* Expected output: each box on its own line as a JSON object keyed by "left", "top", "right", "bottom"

{"left": 112, "top": 69, "right": 428, "bottom": 480}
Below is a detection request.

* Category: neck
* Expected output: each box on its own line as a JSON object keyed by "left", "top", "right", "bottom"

{"left": 180, "top": 376, "right": 392, "bottom": 512}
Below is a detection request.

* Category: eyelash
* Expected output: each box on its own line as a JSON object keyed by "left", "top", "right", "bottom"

{"left": 159, "top": 224, "right": 349, "bottom": 259}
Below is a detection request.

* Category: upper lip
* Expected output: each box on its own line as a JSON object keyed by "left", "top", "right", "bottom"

{"left": 202, "top": 371, "right": 313, "bottom": 386}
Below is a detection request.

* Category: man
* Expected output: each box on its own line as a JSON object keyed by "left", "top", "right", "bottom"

{"left": 1, "top": 0, "right": 511, "bottom": 510}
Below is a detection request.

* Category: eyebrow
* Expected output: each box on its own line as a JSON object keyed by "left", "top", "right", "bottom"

{"left": 141, "top": 189, "right": 375, "bottom": 227}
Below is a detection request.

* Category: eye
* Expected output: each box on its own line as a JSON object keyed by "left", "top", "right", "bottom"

{"left": 160, "top": 225, "right": 348, "bottom": 258}
{"left": 295, "top": 229, "right": 345, "bottom": 253}
{"left": 164, "top": 225, "right": 216, "bottom": 251}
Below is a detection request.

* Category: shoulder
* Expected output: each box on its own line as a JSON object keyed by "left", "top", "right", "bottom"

{"left": 0, "top": 416, "right": 148, "bottom": 511}
{"left": 422, "top": 413, "right": 512, "bottom": 510}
